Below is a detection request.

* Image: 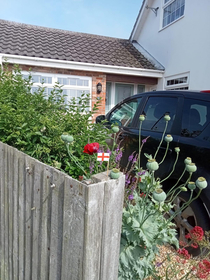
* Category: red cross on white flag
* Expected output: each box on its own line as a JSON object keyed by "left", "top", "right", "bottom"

{"left": 97, "top": 153, "right": 110, "bottom": 162}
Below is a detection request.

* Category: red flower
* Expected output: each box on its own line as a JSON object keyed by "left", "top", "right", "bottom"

{"left": 196, "top": 259, "right": 210, "bottom": 279}
{"left": 191, "top": 242, "right": 198, "bottom": 248}
{"left": 140, "top": 193, "right": 146, "bottom": 198}
{"left": 186, "top": 226, "right": 204, "bottom": 242}
{"left": 177, "top": 248, "right": 191, "bottom": 259}
{"left": 83, "top": 142, "right": 99, "bottom": 155}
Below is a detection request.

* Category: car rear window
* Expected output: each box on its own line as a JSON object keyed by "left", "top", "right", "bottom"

{"left": 181, "top": 98, "right": 210, "bottom": 138}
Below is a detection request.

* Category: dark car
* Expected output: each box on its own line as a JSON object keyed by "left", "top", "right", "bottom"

{"left": 96, "top": 90, "right": 210, "bottom": 243}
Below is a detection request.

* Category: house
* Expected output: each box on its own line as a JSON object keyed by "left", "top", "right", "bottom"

{"left": 130, "top": 0, "right": 210, "bottom": 91}
{"left": 0, "top": 19, "right": 164, "bottom": 117}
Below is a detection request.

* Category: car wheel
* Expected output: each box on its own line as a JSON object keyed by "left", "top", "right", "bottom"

{"left": 167, "top": 191, "right": 210, "bottom": 256}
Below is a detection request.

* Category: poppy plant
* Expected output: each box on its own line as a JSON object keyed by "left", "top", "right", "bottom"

{"left": 83, "top": 142, "right": 99, "bottom": 155}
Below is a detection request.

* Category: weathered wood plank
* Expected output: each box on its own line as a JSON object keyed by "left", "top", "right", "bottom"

{"left": 39, "top": 166, "right": 52, "bottom": 280}
{"left": 24, "top": 158, "right": 34, "bottom": 280}
{"left": 31, "top": 160, "right": 42, "bottom": 280}
{"left": 0, "top": 143, "right": 6, "bottom": 280}
{"left": 61, "top": 177, "right": 86, "bottom": 280}
{"left": 18, "top": 152, "right": 26, "bottom": 280}
{"left": 49, "top": 169, "right": 65, "bottom": 280}
{"left": 83, "top": 182, "right": 105, "bottom": 280}
{"left": 100, "top": 175, "right": 125, "bottom": 280}
{"left": 13, "top": 147, "right": 19, "bottom": 280}
{"left": 4, "top": 145, "right": 9, "bottom": 279}
{"left": 8, "top": 146, "right": 14, "bottom": 280}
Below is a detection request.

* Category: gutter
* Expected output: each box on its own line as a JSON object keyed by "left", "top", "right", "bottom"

{"left": 0, "top": 53, "right": 164, "bottom": 78}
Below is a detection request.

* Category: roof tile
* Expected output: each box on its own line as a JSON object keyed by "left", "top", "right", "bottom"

{"left": 0, "top": 19, "right": 157, "bottom": 70}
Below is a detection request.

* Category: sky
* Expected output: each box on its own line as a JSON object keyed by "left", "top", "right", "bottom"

{"left": 0, "top": 0, "right": 143, "bottom": 39}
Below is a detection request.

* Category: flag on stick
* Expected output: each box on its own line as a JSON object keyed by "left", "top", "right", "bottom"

{"left": 97, "top": 153, "right": 110, "bottom": 162}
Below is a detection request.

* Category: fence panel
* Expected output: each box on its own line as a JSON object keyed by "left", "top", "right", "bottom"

{"left": 0, "top": 142, "right": 125, "bottom": 280}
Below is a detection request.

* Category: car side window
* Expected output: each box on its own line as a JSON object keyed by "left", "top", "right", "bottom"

{"left": 181, "top": 99, "right": 210, "bottom": 137}
{"left": 109, "top": 98, "right": 142, "bottom": 127}
{"left": 141, "top": 96, "right": 178, "bottom": 132}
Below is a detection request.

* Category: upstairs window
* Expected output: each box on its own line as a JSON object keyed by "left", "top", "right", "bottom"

{"left": 163, "top": 0, "right": 185, "bottom": 28}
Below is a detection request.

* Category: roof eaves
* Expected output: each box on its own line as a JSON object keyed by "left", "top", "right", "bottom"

{"left": 132, "top": 41, "right": 165, "bottom": 71}
{"left": 0, "top": 53, "right": 164, "bottom": 78}
{"left": 129, "top": 0, "right": 147, "bottom": 41}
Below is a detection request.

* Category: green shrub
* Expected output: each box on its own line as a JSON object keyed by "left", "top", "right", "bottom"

{"left": 0, "top": 64, "right": 110, "bottom": 178}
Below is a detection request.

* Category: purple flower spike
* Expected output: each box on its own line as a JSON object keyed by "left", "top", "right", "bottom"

{"left": 142, "top": 138, "right": 147, "bottom": 144}
{"left": 132, "top": 154, "right": 138, "bottom": 163}
{"left": 128, "top": 194, "right": 134, "bottom": 200}
{"left": 106, "top": 148, "right": 112, "bottom": 155}
{"left": 138, "top": 170, "right": 146, "bottom": 176}
{"left": 128, "top": 154, "right": 134, "bottom": 161}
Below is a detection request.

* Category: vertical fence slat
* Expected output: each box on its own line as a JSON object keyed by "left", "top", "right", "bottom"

{"left": 31, "top": 161, "right": 42, "bottom": 280}
{"left": 83, "top": 182, "right": 104, "bottom": 280}
{"left": 49, "top": 170, "right": 65, "bottom": 280}
{"left": 4, "top": 145, "right": 9, "bottom": 279}
{"left": 39, "top": 167, "right": 51, "bottom": 280}
{"left": 100, "top": 175, "right": 125, "bottom": 280}
{"left": 0, "top": 143, "right": 5, "bottom": 280}
{"left": 24, "top": 159, "right": 34, "bottom": 280}
{"left": 18, "top": 153, "right": 26, "bottom": 280}
{"left": 13, "top": 148, "right": 19, "bottom": 280}
{"left": 61, "top": 177, "right": 86, "bottom": 280}
{"left": 8, "top": 146, "right": 14, "bottom": 280}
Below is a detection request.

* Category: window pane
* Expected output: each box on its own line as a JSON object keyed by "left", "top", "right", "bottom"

{"left": 77, "top": 79, "right": 83, "bottom": 86}
{"left": 106, "top": 82, "right": 112, "bottom": 114}
{"left": 109, "top": 98, "right": 141, "bottom": 127}
{"left": 137, "top": 85, "right": 145, "bottom": 94}
{"left": 84, "top": 80, "right": 89, "bottom": 86}
{"left": 70, "top": 78, "right": 77, "bottom": 85}
{"left": 142, "top": 97, "right": 178, "bottom": 132}
{"left": 115, "top": 84, "right": 134, "bottom": 105}
{"left": 181, "top": 99, "right": 210, "bottom": 137}
{"left": 32, "top": 75, "right": 40, "bottom": 83}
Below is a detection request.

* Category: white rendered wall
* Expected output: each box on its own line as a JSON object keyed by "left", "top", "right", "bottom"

{"left": 132, "top": 0, "right": 210, "bottom": 90}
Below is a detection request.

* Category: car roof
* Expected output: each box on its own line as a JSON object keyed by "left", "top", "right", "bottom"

{"left": 127, "top": 90, "right": 210, "bottom": 102}
{"left": 106, "top": 90, "right": 210, "bottom": 117}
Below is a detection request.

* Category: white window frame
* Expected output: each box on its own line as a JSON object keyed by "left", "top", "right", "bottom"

{"left": 162, "top": 0, "right": 185, "bottom": 28}
{"left": 165, "top": 72, "right": 190, "bottom": 90}
{"left": 22, "top": 71, "right": 92, "bottom": 107}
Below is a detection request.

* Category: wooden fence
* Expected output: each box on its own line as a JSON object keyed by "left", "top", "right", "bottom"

{"left": 0, "top": 142, "right": 125, "bottom": 280}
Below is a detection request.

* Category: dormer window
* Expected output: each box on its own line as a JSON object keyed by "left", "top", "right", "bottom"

{"left": 163, "top": 0, "right": 185, "bottom": 28}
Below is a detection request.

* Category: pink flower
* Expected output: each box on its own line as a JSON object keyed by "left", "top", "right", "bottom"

{"left": 83, "top": 142, "right": 99, "bottom": 155}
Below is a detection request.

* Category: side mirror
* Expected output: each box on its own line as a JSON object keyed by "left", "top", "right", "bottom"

{"left": 96, "top": 115, "right": 105, "bottom": 123}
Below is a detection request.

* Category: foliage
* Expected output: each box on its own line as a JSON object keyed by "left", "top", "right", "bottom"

{"left": 0, "top": 64, "right": 111, "bottom": 178}
{"left": 118, "top": 114, "right": 208, "bottom": 279}
{"left": 119, "top": 190, "right": 178, "bottom": 280}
